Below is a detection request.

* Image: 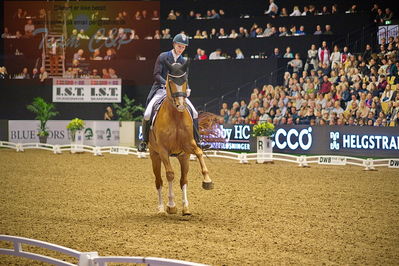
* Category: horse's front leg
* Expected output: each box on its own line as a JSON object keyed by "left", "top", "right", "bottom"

{"left": 178, "top": 153, "right": 191, "bottom": 216}
{"left": 193, "top": 146, "right": 214, "bottom": 190}
{"left": 159, "top": 150, "right": 177, "bottom": 214}
{"left": 150, "top": 149, "right": 164, "bottom": 214}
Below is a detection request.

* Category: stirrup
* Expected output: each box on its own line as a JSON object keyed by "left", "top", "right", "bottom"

{"left": 138, "top": 142, "right": 148, "bottom": 152}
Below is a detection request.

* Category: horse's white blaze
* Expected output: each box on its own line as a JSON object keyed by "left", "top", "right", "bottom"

{"left": 182, "top": 184, "right": 189, "bottom": 207}
{"left": 176, "top": 85, "right": 183, "bottom": 92}
{"left": 168, "top": 181, "right": 175, "bottom": 207}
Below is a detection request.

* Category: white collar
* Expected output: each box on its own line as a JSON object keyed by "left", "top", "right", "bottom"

{"left": 171, "top": 49, "right": 181, "bottom": 62}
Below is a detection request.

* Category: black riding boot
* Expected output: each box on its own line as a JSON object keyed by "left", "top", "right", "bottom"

{"left": 138, "top": 119, "right": 150, "bottom": 152}
{"left": 193, "top": 118, "right": 211, "bottom": 150}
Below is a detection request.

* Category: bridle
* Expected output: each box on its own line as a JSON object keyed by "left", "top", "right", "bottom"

{"left": 167, "top": 72, "right": 188, "bottom": 99}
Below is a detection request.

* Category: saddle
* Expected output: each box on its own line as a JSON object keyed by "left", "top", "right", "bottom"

{"left": 150, "top": 97, "right": 194, "bottom": 127}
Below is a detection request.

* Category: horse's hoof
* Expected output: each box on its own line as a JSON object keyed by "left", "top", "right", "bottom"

{"left": 157, "top": 210, "right": 166, "bottom": 215}
{"left": 182, "top": 206, "right": 191, "bottom": 216}
{"left": 202, "top": 181, "right": 214, "bottom": 190}
{"left": 166, "top": 205, "right": 177, "bottom": 214}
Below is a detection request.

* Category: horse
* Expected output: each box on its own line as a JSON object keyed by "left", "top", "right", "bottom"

{"left": 148, "top": 60, "right": 216, "bottom": 216}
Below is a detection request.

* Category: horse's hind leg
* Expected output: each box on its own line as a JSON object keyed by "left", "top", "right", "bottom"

{"left": 193, "top": 146, "right": 214, "bottom": 190}
{"left": 150, "top": 150, "right": 164, "bottom": 214}
{"left": 159, "top": 151, "right": 177, "bottom": 214}
{"left": 178, "top": 153, "right": 191, "bottom": 216}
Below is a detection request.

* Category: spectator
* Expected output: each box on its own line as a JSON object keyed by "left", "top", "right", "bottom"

{"left": 239, "top": 100, "right": 249, "bottom": 117}
{"left": 194, "top": 48, "right": 202, "bottom": 60}
{"left": 108, "top": 68, "right": 118, "bottom": 78}
{"left": 1, "top": 27, "right": 10, "bottom": 38}
{"left": 19, "top": 67, "right": 30, "bottom": 79}
{"left": 321, "top": 6, "right": 330, "bottom": 15}
{"left": 102, "top": 68, "right": 111, "bottom": 78}
{"left": 90, "top": 69, "right": 101, "bottom": 79}
{"left": 90, "top": 49, "right": 103, "bottom": 60}
{"left": 302, "top": 6, "right": 310, "bottom": 16}
{"left": 324, "top": 24, "right": 333, "bottom": 35}
{"left": 209, "top": 49, "right": 224, "bottom": 60}
{"left": 237, "top": 27, "right": 249, "bottom": 38}
{"left": 278, "top": 26, "right": 288, "bottom": 37}
{"left": 104, "top": 106, "right": 114, "bottom": 120}
{"left": 296, "top": 25, "right": 306, "bottom": 35}
{"left": 283, "top": 46, "right": 293, "bottom": 58}
{"left": 362, "top": 44, "right": 373, "bottom": 62}
{"left": 331, "top": 4, "right": 338, "bottom": 14}
{"left": 39, "top": 67, "right": 48, "bottom": 82}
{"left": 330, "top": 45, "right": 341, "bottom": 67}
{"left": 374, "top": 8, "right": 384, "bottom": 24}
{"left": 32, "top": 68, "right": 39, "bottom": 79}
{"left": 77, "top": 29, "right": 89, "bottom": 39}
{"left": 318, "top": 41, "right": 330, "bottom": 66}
{"left": 270, "top": 47, "right": 281, "bottom": 58}
{"left": 199, "top": 49, "right": 208, "bottom": 60}
{"left": 304, "top": 44, "right": 318, "bottom": 72}
{"left": 319, "top": 75, "right": 332, "bottom": 95}
{"left": 347, "top": 5, "right": 357, "bottom": 13}
{"left": 73, "top": 49, "right": 86, "bottom": 61}
{"left": 24, "top": 19, "right": 35, "bottom": 37}
{"left": 209, "top": 9, "right": 220, "bottom": 19}
{"left": 290, "top": 6, "right": 301, "bottom": 16}
{"left": 313, "top": 25, "right": 322, "bottom": 35}
{"left": 162, "top": 28, "right": 171, "bottom": 39}
{"left": 104, "top": 49, "right": 116, "bottom": 60}
{"left": 49, "top": 37, "right": 61, "bottom": 75}
{"left": 235, "top": 48, "right": 244, "bottom": 59}
{"left": 151, "top": 10, "right": 160, "bottom": 20}
{"left": 280, "top": 8, "right": 288, "bottom": 17}
{"left": 265, "top": 0, "right": 278, "bottom": 15}
{"left": 288, "top": 53, "right": 303, "bottom": 73}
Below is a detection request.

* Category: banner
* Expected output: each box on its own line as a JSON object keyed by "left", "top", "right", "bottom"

{"left": 135, "top": 124, "right": 399, "bottom": 157}
{"left": 52, "top": 78, "right": 122, "bottom": 103}
{"left": 9, "top": 120, "right": 119, "bottom": 146}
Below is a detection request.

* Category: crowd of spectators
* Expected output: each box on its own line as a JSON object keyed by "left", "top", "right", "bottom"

{"left": 165, "top": 2, "right": 393, "bottom": 22}
{"left": 0, "top": 66, "right": 49, "bottom": 82}
{"left": 217, "top": 36, "right": 399, "bottom": 127}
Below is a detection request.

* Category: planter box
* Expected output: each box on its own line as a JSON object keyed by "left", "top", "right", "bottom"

{"left": 70, "top": 130, "right": 84, "bottom": 153}
{"left": 119, "top": 121, "right": 136, "bottom": 147}
{"left": 256, "top": 136, "right": 273, "bottom": 163}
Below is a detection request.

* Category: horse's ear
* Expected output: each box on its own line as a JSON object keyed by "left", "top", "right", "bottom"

{"left": 182, "top": 58, "right": 190, "bottom": 72}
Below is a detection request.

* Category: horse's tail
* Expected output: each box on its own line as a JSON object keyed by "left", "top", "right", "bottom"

{"left": 198, "top": 112, "right": 225, "bottom": 142}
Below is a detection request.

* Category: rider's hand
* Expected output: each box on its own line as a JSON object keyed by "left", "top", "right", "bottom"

{"left": 187, "top": 89, "right": 191, "bottom": 97}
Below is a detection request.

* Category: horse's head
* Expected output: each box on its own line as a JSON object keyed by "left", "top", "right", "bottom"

{"left": 165, "top": 60, "right": 189, "bottom": 112}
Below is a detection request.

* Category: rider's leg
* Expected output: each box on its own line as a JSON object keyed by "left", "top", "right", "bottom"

{"left": 138, "top": 90, "right": 166, "bottom": 152}
{"left": 186, "top": 99, "right": 211, "bottom": 150}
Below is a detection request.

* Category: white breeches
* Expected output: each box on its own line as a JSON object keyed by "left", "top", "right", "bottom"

{"left": 143, "top": 89, "right": 198, "bottom": 120}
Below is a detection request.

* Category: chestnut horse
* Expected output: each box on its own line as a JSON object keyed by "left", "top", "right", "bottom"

{"left": 149, "top": 61, "right": 215, "bottom": 216}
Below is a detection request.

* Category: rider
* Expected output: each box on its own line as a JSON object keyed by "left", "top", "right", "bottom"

{"left": 138, "top": 33, "right": 210, "bottom": 152}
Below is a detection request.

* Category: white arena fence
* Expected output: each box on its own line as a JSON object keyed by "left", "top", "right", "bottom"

{"left": 0, "top": 235, "right": 207, "bottom": 266}
{"left": 1, "top": 141, "right": 398, "bottom": 170}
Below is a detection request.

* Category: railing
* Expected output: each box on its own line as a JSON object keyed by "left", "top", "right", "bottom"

{"left": 1, "top": 141, "right": 398, "bottom": 171}
{"left": 198, "top": 64, "right": 287, "bottom": 113}
{"left": 0, "top": 235, "right": 206, "bottom": 266}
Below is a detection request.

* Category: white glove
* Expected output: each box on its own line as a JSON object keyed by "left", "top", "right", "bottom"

{"left": 187, "top": 88, "right": 191, "bottom": 97}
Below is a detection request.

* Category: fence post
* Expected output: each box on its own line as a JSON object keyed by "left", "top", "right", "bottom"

{"left": 78, "top": 252, "right": 99, "bottom": 266}
{"left": 363, "top": 158, "right": 376, "bottom": 171}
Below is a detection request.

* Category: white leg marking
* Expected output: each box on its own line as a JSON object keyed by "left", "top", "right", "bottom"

{"left": 157, "top": 187, "right": 164, "bottom": 212}
{"left": 168, "top": 181, "right": 175, "bottom": 207}
{"left": 182, "top": 184, "right": 189, "bottom": 207}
